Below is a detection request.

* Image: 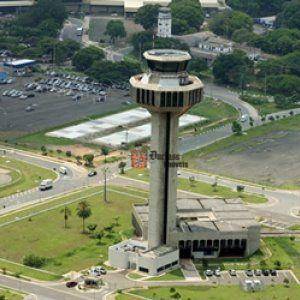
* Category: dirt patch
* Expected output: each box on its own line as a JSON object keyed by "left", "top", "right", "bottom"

{"left": 191, "top": 131, "right": 300, "bottom": 187}
{"left": 0, "top": 167, "right": 11, "bottom": 186}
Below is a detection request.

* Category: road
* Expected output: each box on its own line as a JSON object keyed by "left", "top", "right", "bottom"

{"left": 178, "top": 82, "right": 259, "bottom": 154}
{"left": 60, "top": 18, "right": 82, "bottom": 43}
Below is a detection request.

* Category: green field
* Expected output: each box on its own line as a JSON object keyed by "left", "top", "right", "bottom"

{"left": 0, "top": 287, "right": 24, "bottom": 300}
{"left": 189, "top": 97, "right": 238, "bottom": 122}
{"left": 123, "top": 168, "right": 267, "bottom": 204}
{"left": 185, "top": 115, "right": 300, "bottom": 161}
{"left": 0, "top": 185, "right": 146, "bottom": 278}
{"left": 117, "top": 285, "right": 300, "bottom": 300}
{"left": 145, "top": 268, "right": 184, "bottom": 281}
{"left": 0, "top": 157, "right": 57, "bottom": 198}
{"left": 184, "top": 115, "right": 300, "bottom": 189}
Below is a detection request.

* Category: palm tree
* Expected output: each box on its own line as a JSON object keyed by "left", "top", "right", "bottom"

{"left": 60, "top": 206, "right": 71, "bottom": 229}
{"left": 118, "top": 161, "right": 126, "bottom": 174}
{"left": 76, "top": 201, "right": 92, "bottom": 233}
{"left": 101, "top": 146, "right": 110, "bottom": 164}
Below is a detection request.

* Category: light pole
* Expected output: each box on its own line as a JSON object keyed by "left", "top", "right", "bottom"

{"left": 103, "top": 166, "right": 108, "bottom": 203}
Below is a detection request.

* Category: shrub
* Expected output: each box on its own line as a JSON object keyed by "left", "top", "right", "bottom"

{"left": 23, "top": 254, "right": 46, "bottom": 268}
{"left": 56, "top": 149, "right": 62, "bottom": 153}
{"left": 66, "top": 150, "right": 72, "bottom": 157}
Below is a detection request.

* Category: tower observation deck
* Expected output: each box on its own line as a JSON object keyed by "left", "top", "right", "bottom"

{"left": 130, "top": 49, "right": 204, "bottom": 249}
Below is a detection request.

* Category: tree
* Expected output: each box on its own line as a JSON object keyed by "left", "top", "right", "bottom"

{"left": 135, "top": 4, "right": 160, "bottom": 31}
{"left": 252, "top": 29, "right": 300, "bottom": 55}
{"left": 276, "top": 0, "right": 300, "bottom": 30}
{"left": 23, "top": 254, "right": 46, "bottom": 268}
{"left": 37, "top": 18, "right": 60, "bottom": 37}
{"left": 232, "top": 28, "right": 256, "bottom": 43}
{"left": 105, "top": 20, "right": 126, "bottom": 44}
{"left": 76, "top": 201, "right": 92, "bottom": 233}
{"left": 17, "top": 0, "right": 67, "bottom": 28}
{"left": 188, "top": 58, "right": 208, "bottom": 76}
{"left": 60, "top": 206, "right": 71, "bottom": 229}
{"left": 118, "top": 161, "right": 126, "bottom": 174}
{"left": 72, "top": 46, "right": 105, "bottom": 71}
{"left": 231, "top": 120, "right": 242, "bottom": 135}
{"left": 83, "top": 154, "right": 95, "bottom": 167}
{"left": 101, "top": 146, "right": 110, "bottom": 163}
{"left": 267, "top": 75, "right": 300, "bottom": 97}
{"left": 209, "top": 10, "right": 253, "bottom": 39}
{"left": 131, "top": 31, "right": 189, "bottom": 56}
{"left": 87, "top": 223, "right": 97, "bottom": 234}
{"left": 88, "top": 60, "right": 141, "bottom": 84}
{"left": 212, "top": 50, "right": 254, "bottom": 86}
{"left": 226, "top": 0, "right": 283, "bottom": 17}
{"left": 170, "top": 0, "right": 204, "bottom": 35}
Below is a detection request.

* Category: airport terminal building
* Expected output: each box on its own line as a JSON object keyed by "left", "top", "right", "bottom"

{"left": 0, "top": 0, "right": 227, "bottom": 15}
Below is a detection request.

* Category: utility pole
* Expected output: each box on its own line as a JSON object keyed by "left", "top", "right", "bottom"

{"left": 103, "top": 166, "right": 108, "bottom": 203}
{"left": 264, "top": 71, "right": 267, "bottom": 96}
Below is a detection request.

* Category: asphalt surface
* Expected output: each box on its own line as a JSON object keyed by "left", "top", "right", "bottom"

{"left": 178, "top": 82, "right": 258, "bottom": 154}
{"left": 60, "top": 18, "right": 83, "bottom": 43}
{"left": 0, "top": 76, "right": 131, "bottom": 135}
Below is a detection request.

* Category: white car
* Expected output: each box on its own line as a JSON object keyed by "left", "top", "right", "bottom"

{"left": 240, "top": 114, "right": 248, "bottom": 122}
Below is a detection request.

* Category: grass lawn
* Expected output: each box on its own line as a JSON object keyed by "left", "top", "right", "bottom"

{"left": 0, "top": 157, "right": 57, "bottom": 198}
{"left": 288, "top": 225, "right": 300, "bottom": 231}
{"left": 185, "top": 115, "right": 300, "bottom": 160}
{"left": 123, "top": 284, "right": 300, "bottom": 300}
{"left": 123, "top": 168, "right": 267, "bottom": 204}
{"left": 0, "top": 185, "right": 146, "bottom": 278}
{"left": 184, "top": 115, "right": 300, "bottom": 189}
{"left": 189, "top": 97, "right": 238, "bottom": 122}
{"left": 146, "top": 268, "right": 184, "bottom": 281}
{"left": 127, "top": 272, "right": 146, "bottom": 280}
{"left": 0, "top": 287, "right": 24, "bottom": 300}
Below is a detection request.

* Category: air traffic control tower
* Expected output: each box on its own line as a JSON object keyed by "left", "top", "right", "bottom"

{"left": 130, "top": 49, "right": 203, "bottom": 249}
{"left": 108, "top": 50, "right": 203, "bottom": 275}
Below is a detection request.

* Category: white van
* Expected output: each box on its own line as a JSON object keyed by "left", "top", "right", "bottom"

{"left": 39, "top": 179, "right": 53, "bottom": 191}
{"left": 59, "top": 166, "right": 67, "bottom": 175}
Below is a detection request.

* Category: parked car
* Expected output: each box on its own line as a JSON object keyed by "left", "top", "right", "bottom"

{"left": 66, "top": 281, "right": 77, "bottom": 288}
{"left": 270, "top": 270, "right": 277, "bottom": 276}
{"left": 262, "top": 269, "right": 270, "bottom": 276}
{"left": 205, "top": 269, "right": 213, "bottom": 277}
{"left": 245, "top": 269, "right": 254, "bottom": 277}
{"left": 254, "top": 269, "right": 262, "bottom": 276}
{"left": 214, "top": 269, "right": 221, "bottom": 277}
{"left": 25, "top": 106, "right": 35, "bottom": 112}
{"left": 229, "top": 269, "right": 237, "bottom": 276}
{"left": 88, "top": 170, "right": 97, "bottom": 177}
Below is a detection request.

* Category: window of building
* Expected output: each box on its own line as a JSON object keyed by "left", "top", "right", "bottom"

{"left": 172, "top": 92, "right": 178, "bottom": 107}
{"left": 136, "top": 89, "right": 140, "bottom": 103}
{"left": 165, "top": 263, "right": 171, "bottom": 270}
{"left": 178, "top": 92, "right": 183, "bottom": 107}
{"left": 157, "top": 266, "right": 164, "bottom": 273}
{"left": 171, "top": 260, "right": 178, "bottom": 266}
{"left": 161, "top": 92, "right": 166, "bottom": 107}
{"left": 166, "top": 92, "right": 172, "bottom": 106}
{"left": 141, "top": 89, "right": 145, "bottom": 104}
{"left": 146, "top": 90, "right": 150, "bottom": 104}
{"left": 151, "top": 91, "right": 155, "bottom": 105}
{"left": 139, "top": 267, "right": 149, "bottom": 273}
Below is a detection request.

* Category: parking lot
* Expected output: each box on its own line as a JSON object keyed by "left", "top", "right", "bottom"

{"left": 204, "top": 269, "right": 297, "bottom": 286}
{"left": 0, "top": 71, "right": 132, "bottom": 137}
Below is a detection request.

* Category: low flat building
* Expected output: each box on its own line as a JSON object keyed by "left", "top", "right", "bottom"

{"left": 132, "top": 197, "right": 260, "bottom": 259}
{"left": 108, "top": 239, "right": 179, "bottom": 275}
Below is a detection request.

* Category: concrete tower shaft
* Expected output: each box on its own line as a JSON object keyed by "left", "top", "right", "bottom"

{"left": 130, "top": 49, "right": 203, "bottom": 249}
